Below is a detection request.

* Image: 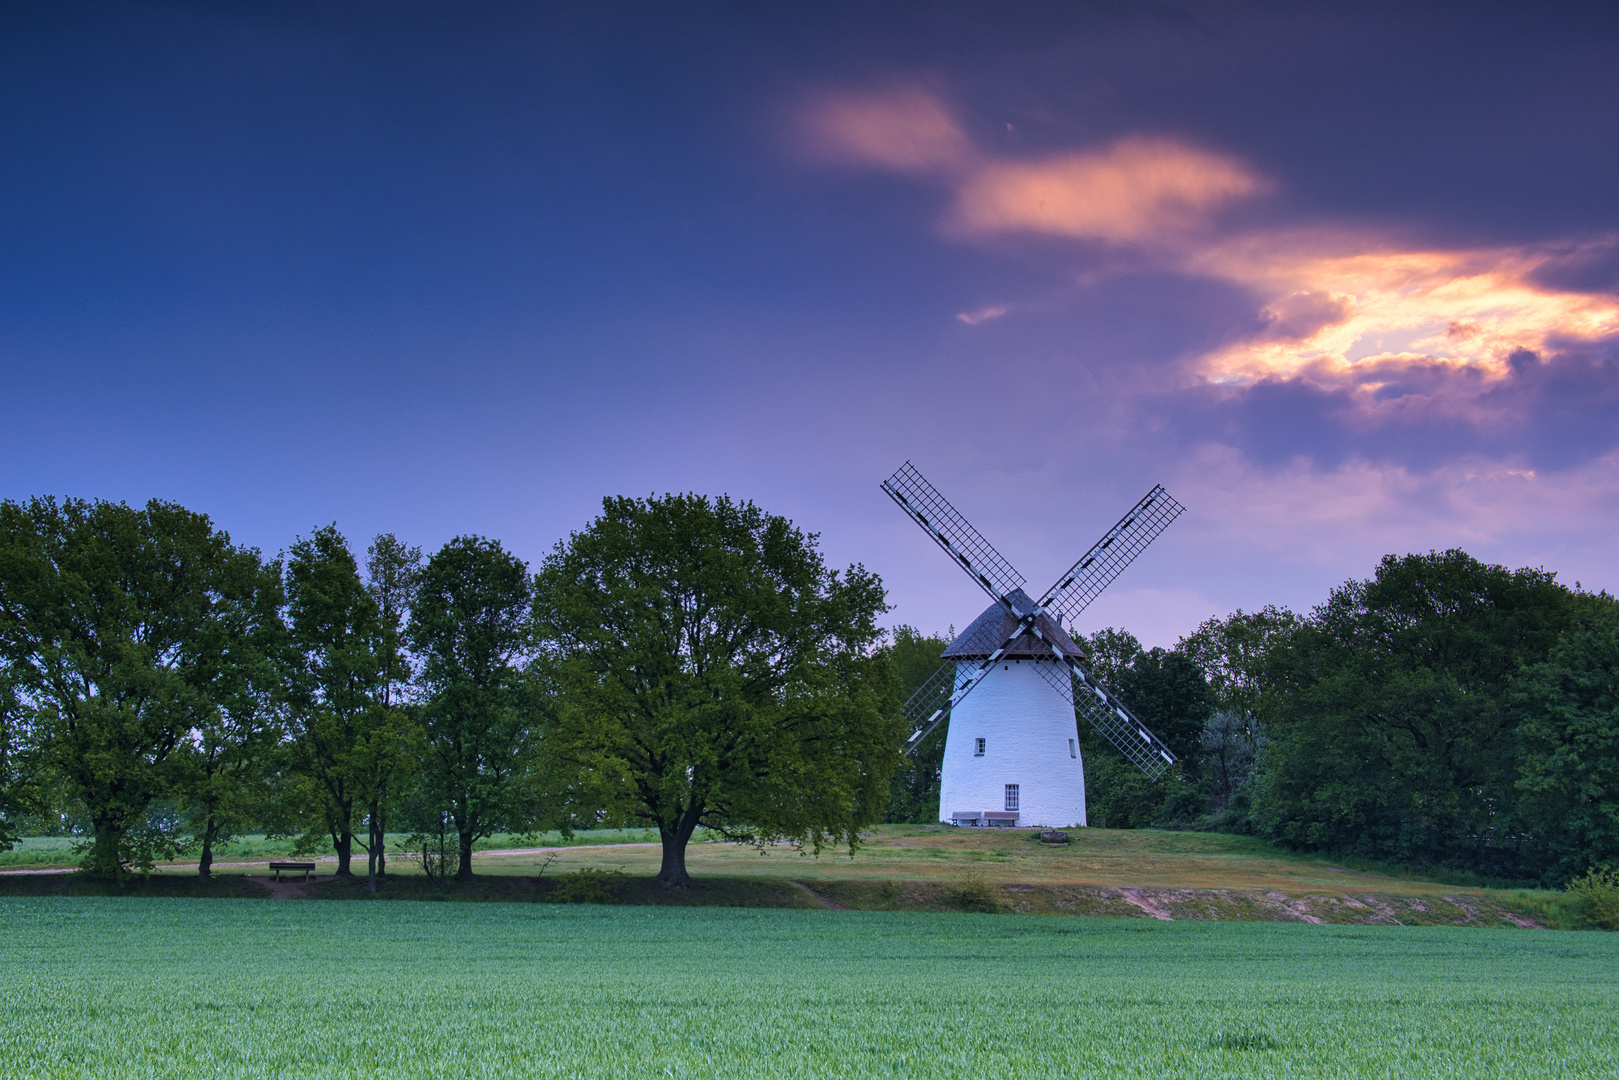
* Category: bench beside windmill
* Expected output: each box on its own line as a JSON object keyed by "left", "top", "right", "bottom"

{"left": 882, "top": 462, "right": 1185, "bottom": 828}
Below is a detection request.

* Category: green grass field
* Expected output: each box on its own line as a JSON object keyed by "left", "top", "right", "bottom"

{"left": 2, "top": 898, "right": 1614, "bottom": 1079}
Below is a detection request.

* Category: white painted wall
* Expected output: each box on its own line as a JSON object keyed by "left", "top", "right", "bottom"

{"left": 938, "top": 658, "right": 1087, "bottom": 828}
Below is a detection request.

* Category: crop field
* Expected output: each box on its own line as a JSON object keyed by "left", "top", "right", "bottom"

{"left": 2, "top": 898, "right": 1615, "bottom": 1079}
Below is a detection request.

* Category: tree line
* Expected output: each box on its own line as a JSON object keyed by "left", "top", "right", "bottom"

{"left": 887, "top": 549, "right": 1619, "bottom": 887}
{"left": 4, "top": 494, "right": 1613, "bottom": 890}
{"left": 0, "top": 494, "right": 901, "bottom": 887}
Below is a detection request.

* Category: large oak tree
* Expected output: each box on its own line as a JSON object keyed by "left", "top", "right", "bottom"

{"left": 534, "top": 494, "right": 901, "bottom": 887}
{"left": 0, "top": 497, "right": 281, "bottom": 879}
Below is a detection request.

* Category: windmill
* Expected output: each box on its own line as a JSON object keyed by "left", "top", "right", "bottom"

{"left": 882, "top": 462, "right": 1186, "bottom": 827}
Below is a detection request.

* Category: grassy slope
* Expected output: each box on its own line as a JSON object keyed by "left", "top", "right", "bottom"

{"left": 2, "top": 826, "right": 1588, "bottom": 928}
{"left": 2, "top": 898, "right": 1615, "bottom": 1079}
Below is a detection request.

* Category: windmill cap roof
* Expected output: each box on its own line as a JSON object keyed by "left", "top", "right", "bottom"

{"left": 940, "top": 589, "right": 1086, "bottom": 660}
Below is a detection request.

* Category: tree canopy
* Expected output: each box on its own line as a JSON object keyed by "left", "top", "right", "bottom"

{"left": 408, "top": 535, "right": 540, "bottom": 881}
{"left": 534, "top": 494, "right": 901, "bottom": 886}
{"left": 0, "top": 498, "right": 281, "bottom": 878}
{"left": 1256, "top": 550, "right": 1584, "bottom": 876}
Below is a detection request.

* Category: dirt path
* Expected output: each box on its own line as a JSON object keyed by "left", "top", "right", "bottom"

{"left": 793, "top": 881, "right": 850, "bottom": 909}
{"left": 1117, "top": 888, "right": 1174, "bottom": 920}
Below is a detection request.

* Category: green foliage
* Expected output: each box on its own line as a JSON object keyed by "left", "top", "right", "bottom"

{"left": 1513, "top": 601, "right": 1619, "bottom": 882}
{"left": 1566, "top": 866, "right": 1619, "bottom": 931}
{"left": 947, "top": 866, "right": 1001, "bottom": 912}
{"left": 1179, "top": 605, "right": 1301, "bottom": 724}
{"left": 883, "top": 624, "right": 952, "bottom": 823}
{"left": 1256, "top": 550, "right": 1578, "bottom": 873}
{"left": 0, "top": 673, "right": 41, "bottom": 850}
{"left": 1199, "top": 710, "right": 1264, "bottom": 818}
{"left": 2, "top": 900, "right": 1616, "bottom": 1078}
{"left": 548, "top": 867, "right": 625, "bottom": 903}
{"left": 408, "top": 535, "right": 542, "bottom": 879}
{"left": 1079, "top": 628, "right": 1209, "bottom": 828}
{"left": 284, "top": 525, "right": 421, "bottom": 878}
{"left": 0, "top": 497, "right": 282, "bottom": 879}
{"left": 534, "top": 493, "right": 902, "bottom": 886}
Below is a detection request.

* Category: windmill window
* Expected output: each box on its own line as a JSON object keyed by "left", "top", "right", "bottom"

{"left": 974, "top": 738, "right": 985, "bottom": 757}
{"left": 1004, "top": 785, "right": 1019, "bottom": 811}
{"left": 1069, "top": 738, "right": 1077, "bottom": 759}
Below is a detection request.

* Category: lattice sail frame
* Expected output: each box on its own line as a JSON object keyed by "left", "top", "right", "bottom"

{"left": 885, "top": 462, "right": 1182, "bottom": 780}
{"left": 1038, "top": 484, "right": 1186, "bottom": 625}
{"left": 881, "top": 462, "right": 1025, "bottom": 606}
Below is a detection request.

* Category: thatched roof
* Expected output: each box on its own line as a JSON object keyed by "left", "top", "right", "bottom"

{"left": 940, "top": 588, "right": 1086, "bottom": 660}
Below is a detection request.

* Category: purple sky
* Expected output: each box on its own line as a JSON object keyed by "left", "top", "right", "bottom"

{"left": 3, "top": 2, "right": 1617, "bottom": 645}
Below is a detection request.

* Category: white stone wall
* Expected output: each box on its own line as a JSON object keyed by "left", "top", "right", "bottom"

{"left": 938, "top": 658, "right": 1087, "bottom": 828}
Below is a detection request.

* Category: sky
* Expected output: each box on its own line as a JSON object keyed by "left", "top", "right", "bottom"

{"left": 2, "top": 1, "right": 1617, "bottom": 646}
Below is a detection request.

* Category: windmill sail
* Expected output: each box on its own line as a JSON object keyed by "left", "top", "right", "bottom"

{"left": 1037, "top": 485, "right": 1186, "bottom": 625}
{"left": 1026, "top": 656, "right": 1176, "bottom": 780}
{"left": 882, "top": 461, "right": 1025, "bottom": 605}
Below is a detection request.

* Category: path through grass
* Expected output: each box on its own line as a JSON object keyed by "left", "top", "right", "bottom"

{"left": 3, "top": 898, "right": 1614, "bottom": 1078}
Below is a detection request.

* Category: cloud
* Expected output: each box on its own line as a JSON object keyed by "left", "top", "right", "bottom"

{"left": 797, "top": 87, "right": 973, "bottom": 172}
{"left": 1173, "top": 443, "right": 1619, "bottom": 586}
{"left": 1186, "top": 232, "right": 1619, "bottom": 387}
{"left": 798, "top": 87, "right": 1265, "bottom": 244}
{"left": 797, "top": 86, "right": 1619, "bottom": 470}
{"left": 1164, "top": 231, "right": 1619, "bottom": 465}
{"left": 956, "top": 304, "right": 1008, "bottom": 325}
{"left": 952, "top": 138, "right": 1266, "bottom": 243}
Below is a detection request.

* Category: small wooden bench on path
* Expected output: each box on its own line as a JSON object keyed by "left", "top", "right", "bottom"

{"left": 269, "top": 861, "right": 317, "bottom": 883}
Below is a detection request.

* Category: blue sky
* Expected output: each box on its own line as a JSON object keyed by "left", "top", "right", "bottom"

{"left": 3, "top": 1, "right": 1617, "bottom": 644}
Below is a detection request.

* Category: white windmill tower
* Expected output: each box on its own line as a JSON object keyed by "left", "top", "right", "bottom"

{"left": 881, "top": 462, "right": 1186, "bottom": 827}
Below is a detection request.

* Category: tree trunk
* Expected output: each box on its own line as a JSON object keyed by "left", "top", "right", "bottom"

{"left": 334, "top": 831, "right": 353, "bottom": 877}
{"left": 456, "top": 828, "right": 475, "bottom": 882}
{"left": 366, "top": 804, "right": 381, "bottom": 894}
{"left": 87, "top": 825, "right": 124, "bottom": 881}
{"left": 655, "top": 811, "right": 701, "bottom": 888}
{"left": 198, "top": 819, "right": 216, "bottom": 879}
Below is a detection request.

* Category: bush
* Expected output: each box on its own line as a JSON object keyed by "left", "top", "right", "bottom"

{"left": 548, "top": 868, "right": 623, "bottom": 904}
{"left": 948, "top": 868, "right": 1001, "bottom": 913}
{"left": 1566, "top": 866, "right": 1619, "bottom": 930}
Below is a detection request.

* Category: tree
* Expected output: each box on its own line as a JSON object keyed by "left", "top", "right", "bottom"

{"left": 178, "top": 678, "right": 284, "bottom": 878}
{"left": 283, "top": 525, "right": 390, "bottom": 878}
{"left": 1178, "top": 606, "right": 1301, "bottom": 725}
{"left": 882, "top": 625, "right": 954, "bottom": 823}
{"left": 0, "top": 497, "right": 281, "bottom": 879}
{"left": 408, "top": 536, "right": 539, "bottom": 881}
{"left": 534, "top": 494, "right": 902, "bottom": 887}
{"left": 1076, "top": 630, "right": 1210, "bottom": 828}
{"left": 1199, "top": 710, "right": 1264, "bottom": 815}
{"left": 359, "top": 533, "right": 425, "bottom": 892}
{"left": 0, "top": 671, "right": 43, "bottom": 850}
{"left": 1255, "top": 549, "right": 1578, "bottom": 872}
{"left": 1513, "top": 597, "right": 1619, "bottom": 883}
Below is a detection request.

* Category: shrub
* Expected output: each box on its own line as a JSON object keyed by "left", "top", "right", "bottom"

{"left": 948, "top": 868, "right": 1001, "bottom": 913}
{"left": 548, "top": 868, "right": 623, "bottom": 904}
{"left": 1566, "top": 866, "right": 1619, "bottom": 930}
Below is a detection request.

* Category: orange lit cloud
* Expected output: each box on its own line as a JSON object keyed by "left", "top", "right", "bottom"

{"left": 953, "top": 138, "right": 1265, "bottom": 242}
{"left": 799, "top": 88, "right": 1264, "bottom": 244}
{"left": 798, "top": 87, "right": 972, "bottom": 172}
{"left": 1183, "top": 231, "right": 1619, "bottom": 415}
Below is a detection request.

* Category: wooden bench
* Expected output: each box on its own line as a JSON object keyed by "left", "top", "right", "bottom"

{"left": 269, "top": 861, "right": 317, "bottom": 882}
